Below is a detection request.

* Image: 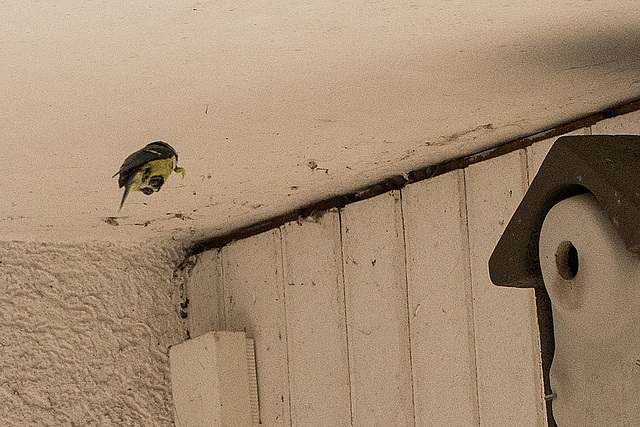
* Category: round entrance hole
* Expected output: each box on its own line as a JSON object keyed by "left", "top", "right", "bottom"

{"left": 555, "top": 241, "right": 579, "bottom": 280}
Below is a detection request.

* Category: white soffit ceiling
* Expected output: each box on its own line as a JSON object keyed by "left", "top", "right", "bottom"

{"left": 2, "top": 0, "right": 640, "bottom": 243}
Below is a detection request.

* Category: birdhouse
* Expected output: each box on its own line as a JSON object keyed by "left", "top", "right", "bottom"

{"left": 489, "top": 135, "right": 640, "bottom": 425}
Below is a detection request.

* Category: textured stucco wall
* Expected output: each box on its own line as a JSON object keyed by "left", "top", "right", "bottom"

{"left": 0, "top": 240, "right": 187, "bottom": 425}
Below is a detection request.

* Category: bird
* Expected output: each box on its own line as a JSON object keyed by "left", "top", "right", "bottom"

{"left": 113, "top": 141, "right": 186, "bottom": 209}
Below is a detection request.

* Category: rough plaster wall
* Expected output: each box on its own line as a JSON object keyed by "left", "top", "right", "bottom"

{"left": 0, "top": 241, "right": 187, "bottom": 425}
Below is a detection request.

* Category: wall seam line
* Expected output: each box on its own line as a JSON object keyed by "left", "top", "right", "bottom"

{"left": 398, "top": 188, "right": 418, "bottom": 427}
{"left": 461, "top": 169, "right": 481, "bottom": 427}
{"left": 279, "top": 226, "right": 294, "bottom": 427}
{"left": 338, "top": 208, "right": 355, "bottom": 427}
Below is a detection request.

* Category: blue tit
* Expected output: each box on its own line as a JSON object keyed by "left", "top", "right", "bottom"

{"left": 113, "top": 141, "right": 186, "bottom": 209}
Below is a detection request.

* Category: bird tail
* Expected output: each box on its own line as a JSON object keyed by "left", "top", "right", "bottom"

{"left": 119, "top": 186, "right": 130, "bottom": 211}
{"left": 119, "top": 175, "right": 135, "bottom": 211}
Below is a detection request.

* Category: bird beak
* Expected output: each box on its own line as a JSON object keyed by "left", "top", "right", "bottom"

{"left": 174, "top": 167, "right": 186, "bottom": 178}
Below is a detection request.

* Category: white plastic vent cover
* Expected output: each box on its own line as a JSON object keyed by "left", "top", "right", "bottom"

{"left": 169, "top": 331, "right": 259, "bottom": 427}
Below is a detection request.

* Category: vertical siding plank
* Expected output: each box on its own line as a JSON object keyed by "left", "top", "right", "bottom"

{"left": 187, "top": 250, "right": 225, "bottom": 336}
{"left": 222, "top": 229, "right": 290, "bottom": 427}
{"left": 281, "top": 210, "right": 351, "bottom": 427}
{"left": 591, "top": 109, "right": 640, "bottom": 134}
{"left": 340, "top": 191, "right": 414, "bottom": 427}
{"left": 402, "top": 170, "right": 479, "bottom": 426}
{"left": 465, "top": 150, "right": 546, "bottom": 426}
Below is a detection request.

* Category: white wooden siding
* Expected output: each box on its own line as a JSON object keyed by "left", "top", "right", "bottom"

{"left": 185, "top": 114, "right": 640, "bottom": 426}
{"left": 341, "top": 191, "right": 414, "bottom": 427}
{"left": 223, "top": 231, "right": 290, "bottom": 426}
{"left": 591, "top": 109, "right": 640, "bottom": 134}
{"left": 187, "top": 249, "right": 224, "bottom": 337}
{"left": 281, "top": 214, "right": 352, "bottom": 427}
{"left": 402, "top": 170, "right": 478, "bottom": 426}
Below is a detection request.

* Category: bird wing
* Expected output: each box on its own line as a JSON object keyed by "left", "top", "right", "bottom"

{"left": 113, "top": 141, "right": 178, "bottom": 188}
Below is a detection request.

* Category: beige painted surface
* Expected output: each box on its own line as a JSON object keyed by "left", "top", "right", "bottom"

{"left": 402, "top": 170, "right": 479, "bottom": 426}
{"left": 2, "top": 1, "right": 640, "bottom": 243}
{"left": 341, "top": 192, "right": 414, "bottom": 426}
{"left": 222, "top": 231, "right": 290, "bottom": 426}
{"left": 282, "top": 212, "right": 352, "bottom": 426}
{"left": 186, "top": 249, "right": 224, "bottom": 337}
{"left": 592, "top": 107, "right": 640, "bottom": 134}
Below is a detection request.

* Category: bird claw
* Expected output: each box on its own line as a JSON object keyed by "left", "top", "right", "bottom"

{"left": 174, "top": 167, "right": 186, "bottom": 179}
